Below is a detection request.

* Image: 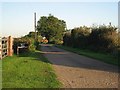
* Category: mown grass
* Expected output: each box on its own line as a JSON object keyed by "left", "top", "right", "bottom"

{"left": 0, "top": 60, "right": 2, "bottom": 89}
{"left": 2, "top": 50, "right": 61, "bottom": 88}
{"left": 56, "top": 45, "right": 119, "bottom": 66}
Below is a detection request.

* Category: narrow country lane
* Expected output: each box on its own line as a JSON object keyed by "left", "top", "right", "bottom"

{"left": 41, "top": 44, "right": 119, "bottom": 88}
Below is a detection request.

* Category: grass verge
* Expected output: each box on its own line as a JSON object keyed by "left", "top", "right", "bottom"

{"left": 56, "top": 45, "right": 119, "bottom": 66}
{"left": 2, "top": 50, "right": 61, "bottom": 88}
{"left": 0, "top": 60, "right": 2, "bottom": 89}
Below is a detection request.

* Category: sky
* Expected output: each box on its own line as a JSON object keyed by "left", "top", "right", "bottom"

{"left": 0, "top": 1, "right": 118, "bottom": 37}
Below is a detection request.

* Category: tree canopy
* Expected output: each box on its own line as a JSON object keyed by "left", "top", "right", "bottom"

{"left": 37, "top": 14, "right": 66, "bottom": 44}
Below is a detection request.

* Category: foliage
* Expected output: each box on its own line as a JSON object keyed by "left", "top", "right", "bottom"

{"left": 63, "top": 26, "right": 91, "bottom": 48}
{"left": 24, "top": 31, "right": 43, "bottom": 43}
{"left": 63, "top": 24, "right": 119, "bottom": 54}
{"left": 37, "top": 14, "right": 66, "bottom": 44}
{"left": 88, "top": 25, "right": 118, "bottom": 52}
{"left": 71, "top": 26, "right": 91, "bottom": 48}
{"left": 13, "top": 37, "right": 36, "bottom": 53}
{"left": 63, "top": 32, "right": 72, "bottom": 46}
{"left": 24, "top": 31, "right": 35, "bottom": 38}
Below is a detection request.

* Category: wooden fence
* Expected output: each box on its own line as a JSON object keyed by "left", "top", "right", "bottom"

{"left": 0, "top": 36, "right": 13, "bottom": 59}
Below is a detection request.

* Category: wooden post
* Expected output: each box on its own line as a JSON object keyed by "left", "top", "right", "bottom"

{"left": 34, "top": 12, "right": 37, "bottom": 40}
{"left": 7, "top": 36, "right": 13, "bottom": 56}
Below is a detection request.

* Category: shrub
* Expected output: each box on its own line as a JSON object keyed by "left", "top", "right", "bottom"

{"left": 13, "top": 37, "right": 36, "bottom": 54}
{"left": 88, "top": 25, "right": 118, "bottom": 52}
{"left": 63, "top": 24, "right": 118, "bottom": 54}
{"left": 71, "top": 26, "right": 90, "bottom": 48}
{"left": 63, "top": 32, "right": 72, "bottom": 46}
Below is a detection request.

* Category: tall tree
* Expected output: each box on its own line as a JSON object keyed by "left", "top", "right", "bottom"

{"left": 37, "top": 14, "right": 66, "bottom": 44}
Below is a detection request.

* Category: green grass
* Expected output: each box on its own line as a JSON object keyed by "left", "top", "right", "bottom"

{"left": 0, "top": 60, "right": 2, "bottom": 89}
{"left": 2, "top": 50, "right": 61, "bottom": 88}
{"left": 56, "top": 45, "right": 119, "bottom": 66}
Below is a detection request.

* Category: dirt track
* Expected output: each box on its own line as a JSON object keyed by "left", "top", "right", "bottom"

{"left": 41, "top": 44, "right": 119, "bottom": 88}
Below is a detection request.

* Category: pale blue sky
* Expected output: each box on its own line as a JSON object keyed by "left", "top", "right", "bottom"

{"left": 1, "top": 2, "right": 118, "bottom": 37}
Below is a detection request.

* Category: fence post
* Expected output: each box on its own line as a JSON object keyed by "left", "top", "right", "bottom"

{"left": 7, "top": 36, "right": 13, "bottom": 56}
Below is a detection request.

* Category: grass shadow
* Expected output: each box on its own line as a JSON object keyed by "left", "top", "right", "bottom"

{"left": 2, "top": 48, "right": 61, "bottom": 88}
{"left": 18, "top": 50, "right": 51, "bottom": 64}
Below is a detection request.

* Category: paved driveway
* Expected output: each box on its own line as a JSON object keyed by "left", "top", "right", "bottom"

{"left": 41, "top": 44, "right": 119, "bottom": 88}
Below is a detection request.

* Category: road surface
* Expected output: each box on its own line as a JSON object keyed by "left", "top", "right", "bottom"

{"left": 41, "top": 44, "right": 119, "bottom": 88}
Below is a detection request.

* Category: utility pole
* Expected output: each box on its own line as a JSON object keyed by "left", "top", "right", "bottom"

{"left": 34, "top": 12, "right": 37, "bottom": 40}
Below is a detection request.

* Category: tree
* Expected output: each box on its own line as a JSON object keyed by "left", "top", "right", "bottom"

{"left": 88, "top": 25, "right": 118, "bottom": 52}
{"left": 37, "top": 14, "right": 66, "bottom": 44}
{"left": 71, "top": 26, "right": 91, "bottom": 48}
{"left": 24, "top": 31, "right": 35, "bottom": 38}
{"left": 63, "top": 32, "right": 72, "bottom": 46}
{"left": 63, "top": 24, "right": 118, "bottom": 54}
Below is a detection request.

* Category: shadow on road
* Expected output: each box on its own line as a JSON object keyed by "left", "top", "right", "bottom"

{"left": 18, "top": 44, "right": 119, "bottom": 74}
{"left": 40, "top": 44, "right": 119, "bottom": 74}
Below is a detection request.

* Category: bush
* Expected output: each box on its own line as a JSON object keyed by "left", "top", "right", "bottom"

{"left": 13, "top": 37, "right": 36, "bottom": 54}
{"left": 88, "top": 25, "right": 118, "bottom": 52}
{"left": 63, "top": 26, "right": 91, "bottom": 48}
{"left": 63, "top": 24, "right": 118, "bottom": 54}
{"left": 71, "top": 26, "right": 90, "bottom": 48}
{"left": 63, "top": 32, "right": 72, "bottom": 46}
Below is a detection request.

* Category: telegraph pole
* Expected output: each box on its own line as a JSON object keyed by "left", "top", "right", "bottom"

{"left": 34, "top": 12, "right": 37, "bottom": 40}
